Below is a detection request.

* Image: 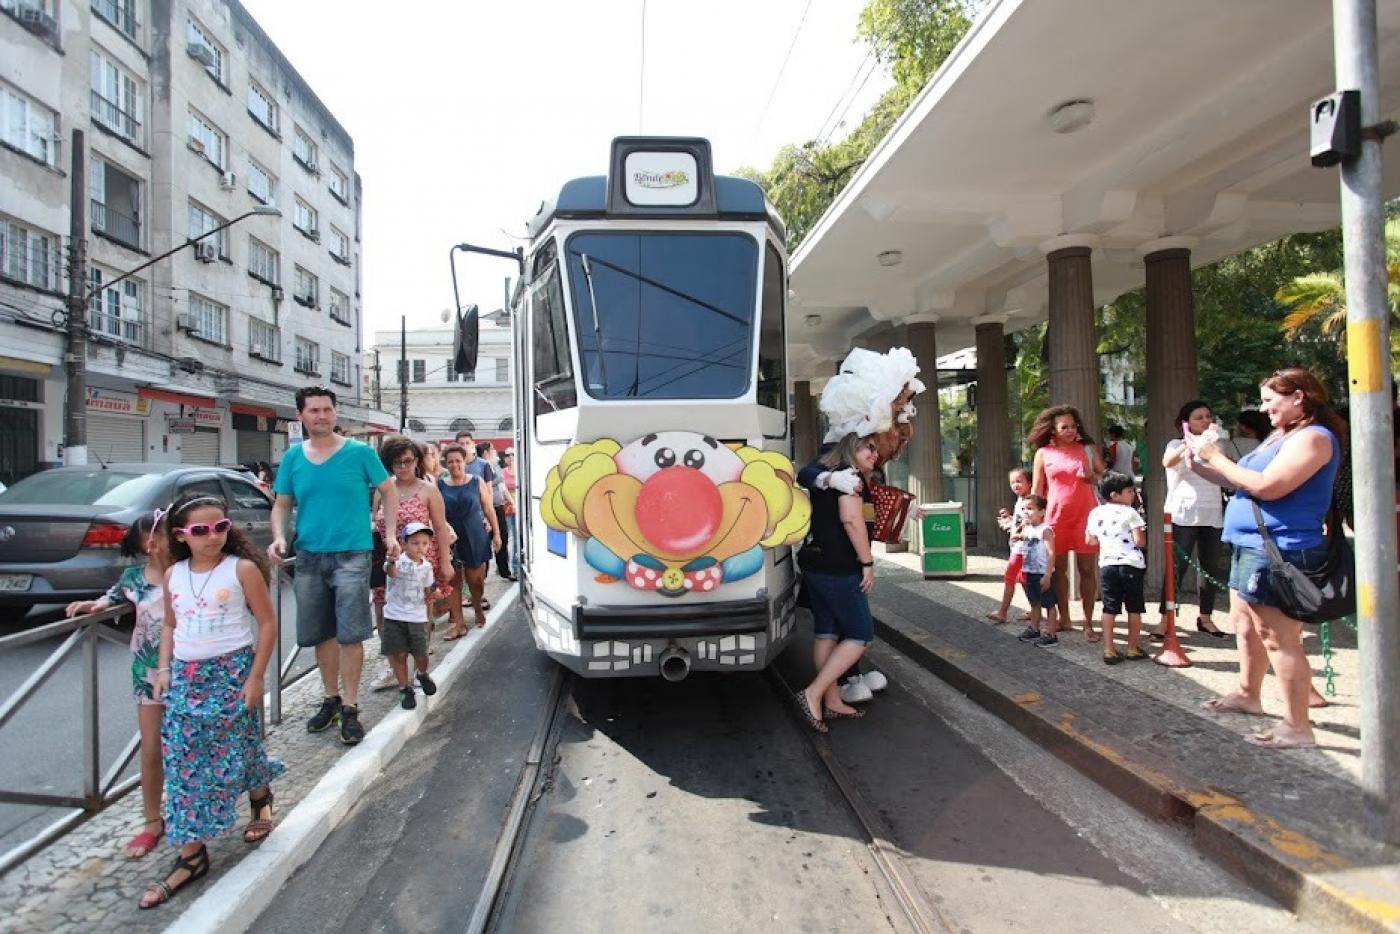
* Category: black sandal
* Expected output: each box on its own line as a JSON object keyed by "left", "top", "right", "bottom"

{"left": 138, "top": 844, "right": 209, "bottom": 909}
{"left": 244, "top": 788, "right": 275, "bottom": 843}
{"left": 793, "top": 690, "right": 828, "bottom": 733}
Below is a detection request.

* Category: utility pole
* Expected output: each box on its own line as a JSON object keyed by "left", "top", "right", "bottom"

{"left": 373, "top": 348, "right": 382, "bottom": 410}
{"left": 63, "top": 129, "right": 88, "bottom": 466}
{"left": 1333, "top": 0, "right": 1399, "bottom": 844}
{"left": 399, "top": 315, "right": 408, "bottom": 432}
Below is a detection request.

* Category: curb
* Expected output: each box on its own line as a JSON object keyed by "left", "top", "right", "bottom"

{"left": 162, "top": 585, "right": 521, "bottom": 934}
{"left": 873, "top": 605, "right": 1400, "bottom": 934}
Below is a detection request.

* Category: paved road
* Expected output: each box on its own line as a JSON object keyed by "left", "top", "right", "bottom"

{"left": 0, "top": 568, "right": 305, "bottom": 856}
{"left": 258, "top": 610, "right": 1311, "bottom": 933}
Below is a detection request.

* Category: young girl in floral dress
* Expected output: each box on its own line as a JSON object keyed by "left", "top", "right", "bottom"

{"left": 66, "top": 509, "right": 171, "bottom": 859}
{"left": 138, "top": 494, "right": 283, "bottom": 909}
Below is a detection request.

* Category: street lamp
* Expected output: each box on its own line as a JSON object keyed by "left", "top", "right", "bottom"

{"left": 62, "top": 202, "right": 282, "bottom": 465}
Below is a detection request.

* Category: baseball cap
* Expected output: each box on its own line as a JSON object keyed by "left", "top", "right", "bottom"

{"left": 402, "top": 521, "right": 434, "bottom": 538}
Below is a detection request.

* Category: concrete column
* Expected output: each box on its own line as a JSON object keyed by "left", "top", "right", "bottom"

{"left": 1043, "top": 237, "right": 1102, "bottom": 444}
{"left": 793, "top": 379, "right": 816, "bottom": 467}
{"left": 1143, "top": 240, "right": 1199, "bottom": 592}
{"left": 906, "top": 319, "right": 943, "bottom": 513}
{"left": 974, "top": 316, "right": 1011, "bottom": 551}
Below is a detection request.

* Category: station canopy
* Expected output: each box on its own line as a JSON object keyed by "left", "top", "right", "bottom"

{"left": 787, "top": 0, "right": 1400, "bottom": 380}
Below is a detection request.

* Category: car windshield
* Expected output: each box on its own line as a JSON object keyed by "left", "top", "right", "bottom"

{"left": 566, "top": 231, "right": 757, "bottom": 400}
{"left": 0, "top": 470, "right": 167, "bottom": 507}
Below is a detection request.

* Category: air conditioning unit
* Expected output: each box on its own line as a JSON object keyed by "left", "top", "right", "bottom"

{"left": 186, "top": 41, "right": 216, "bottom": 68}
{"left": 305, "top": 161, "right": 317, "bottom": 174}
{"left": 194, "top": 241, "right": 217, "bottom": 263}
{"left": 270, "top": 285, "right": 284, "bottom": 302}
{"left": 219, "top": 171, "right": 236, "bottom": 190}
{"left": 175, "top": 313, "right": 199, "bottom": 333}
{"left": 307, "top": 228, "right": 320, "bottom": 243}
{"left": 188, "top": 136, "right": 205, "bottom": 154}
{"left": 18, "top": 3, "right": 57, "bottom": 38}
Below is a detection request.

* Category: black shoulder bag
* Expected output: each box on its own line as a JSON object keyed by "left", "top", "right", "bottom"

{"left": 1249, "top": 500, "right": 1356, "bottom": 623}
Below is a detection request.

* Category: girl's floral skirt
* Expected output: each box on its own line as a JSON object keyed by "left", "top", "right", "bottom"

{"left": 162, "top": 647, "right": 285, "bottom": 845}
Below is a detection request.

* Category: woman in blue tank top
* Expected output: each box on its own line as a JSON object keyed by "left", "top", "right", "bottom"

{"left": 1179, "top": 368, "right": 1344, "bottom": 750}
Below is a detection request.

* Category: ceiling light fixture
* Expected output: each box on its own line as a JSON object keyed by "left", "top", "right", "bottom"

{"left": 877, "top": 250, "right": 903, "bottom": 267}
{"left": 804, "top": 314, "right": 822, "bottom": 327}
{"left": 1047, "top": 99, "right": 1095, "bottom": 134}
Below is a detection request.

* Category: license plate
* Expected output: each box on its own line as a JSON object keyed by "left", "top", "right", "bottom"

{"left": 0, "top": 574, "right": 32, "bottom": 591}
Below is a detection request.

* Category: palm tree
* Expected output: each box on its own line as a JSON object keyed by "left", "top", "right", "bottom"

{"left": 1276, "top": 220, "right": 1400, "bottom": 348}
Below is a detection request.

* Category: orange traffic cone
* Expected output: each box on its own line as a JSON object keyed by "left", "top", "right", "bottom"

{"left": 1154, "top": 511, "right": 1192, "bottom": 668}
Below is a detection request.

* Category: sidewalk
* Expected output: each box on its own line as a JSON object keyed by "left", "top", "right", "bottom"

{"left": 869, "top": 552, "right": 1398, "bottom": 932}
{"left": 0, "top": 575, "right": 513, "bottom": 934}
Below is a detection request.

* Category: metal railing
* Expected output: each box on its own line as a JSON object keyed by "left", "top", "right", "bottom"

{"left": 90, "top": 197, "right": 140, "bottom": 249}
{"left": 0, "top": 557, "right": 305, "bottom": 874}
{"left": 89, "top": 91, "right": 140, "bottom": 143}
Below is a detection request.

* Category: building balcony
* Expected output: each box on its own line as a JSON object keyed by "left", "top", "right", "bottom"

{"left": 90, "top": 199, "right": 140, "bottom": 250}
{"left": 90, "top": 91, "right": 140, "bottom": 144}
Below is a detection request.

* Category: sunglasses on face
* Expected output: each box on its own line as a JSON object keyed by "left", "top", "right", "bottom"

{"left": 393, "top": 457, "right": 417, "bottom": 468}
{"left": 176, "top": 518, "right": 233, "bottom": 537}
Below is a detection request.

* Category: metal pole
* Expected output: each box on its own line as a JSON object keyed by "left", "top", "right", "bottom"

{"left": 1333, "top": 0, "right": 1400, "bottom": 843}
{"left": 81, "top": 624, "right": 100, "bottom": 810}
{"left": 373, "top": 349, "right": 382, "bottom": 410}
{"left": 270, "top": 565, "right": 283, "bottom": 725}
{"left": 399, "top": 315, "right": 408, "bottom": 432}
{"left": 1154, "top": 511, "right": 1191, "bottom": 667}
{"left": 64, "top": 129, "right": 88, "bottom": 467}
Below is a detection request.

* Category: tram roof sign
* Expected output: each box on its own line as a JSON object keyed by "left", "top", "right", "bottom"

{"left": 786, "top": 0, "right": 1400, "bottom": 379}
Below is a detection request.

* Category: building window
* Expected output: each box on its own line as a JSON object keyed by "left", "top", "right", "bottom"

{"left": 495, "top": 358, "right": 508, "bottom": 383}
{"left": 0, "top": 217, "right": 61, "bottom": 291}
{"left": 329, "top": 226, "right": 350, "bottom": 263}
{"left": 89, "top": 50, "right": 141, "bottom": 144}
{"left": 293, "top": 197, "right": 318, "bottom": 238}
{"left": 186, "top": 18, "right": 225, "bottom": 84}
{"left": 445, "top": 361, "right": 457, "bottom": 383}
{"left": 330, "top": 351, "right": 350, "bottom": 386}
{"left": 328, "top": 163, "right": 348, "bottom": 202}
{"left": 412, "top": 359, "right": 425, "bottom": 383}
{"left": 89, "top": 157, "right": 140, "bottom": 249}
{"left": 248, "top": 236, "right": 279, "bottom": 285}
{"left": 329, "top": 287, "right": 349, "bottom": 325}
{"left": 294, "top": 336, "right": 319, "bottom": 375}
{"left": 2, "top": 82, "right": 59, "bottom": 166}
{"left": 293, "top": 265, "right": 318, "bottom": 307}
{"left": 249, "top": 317, "right": 280, "bottom": 363}
{"left": 91, "top": 0, "right": 137, "bottom": 39}
{"left": 292, "top": 125, "right": 317, "bottom": 172}
{"left": 247, "top": 158, "right": 276, "bottom": 204}
{"left": 87, "top": 267, "right": 144, "bottom": 344}
{"left": 187, "top": 200, "right": 227, "bottom": 257}
{"left": 247, "top": 81, "right": 278, "bottom": 135}
{"left": 186, "top": 293, "right": 227, "bottom": 344}
{"left": 187, "top": 109, "right": 225, "bottom": 169}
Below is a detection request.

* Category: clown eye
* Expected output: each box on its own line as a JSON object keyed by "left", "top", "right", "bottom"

{"left": 683, "top": 449, "right": 705, "bottom": 469}
{"left": 653, "top": 447, "right": 676, "bottom": 468}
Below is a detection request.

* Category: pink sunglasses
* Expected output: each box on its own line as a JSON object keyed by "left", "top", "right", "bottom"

{"left": 175, "top": 518, "right": 233, "bottom": 537}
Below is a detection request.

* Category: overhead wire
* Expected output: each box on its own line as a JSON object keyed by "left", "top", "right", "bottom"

{"left": 752, "top": 0, "right": 815, "bottom": 139}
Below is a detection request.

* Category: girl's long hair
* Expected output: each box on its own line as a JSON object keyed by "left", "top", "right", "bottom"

{"left": 819, "top": 432, "right": 872, "bottom": 471}
{"left": 1027, "top": 404, "right": 1094, "bottom": 450}
{"left": 1262, "top": 367, "right": 1347, "bottom": 442}
{"left": 165, "top": 493, "right": 270, "bottom": 582}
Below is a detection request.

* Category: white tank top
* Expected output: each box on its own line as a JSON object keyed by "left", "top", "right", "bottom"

{"left": 168, "top": 554, "right": 257, "bottom": 661}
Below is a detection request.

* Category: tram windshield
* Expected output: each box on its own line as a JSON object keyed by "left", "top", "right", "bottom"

{"left": 565, "top": 231, "right": 758, "bottom": 400}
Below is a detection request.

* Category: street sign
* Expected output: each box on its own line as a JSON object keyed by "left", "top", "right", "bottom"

{"left": 167, "top": 418, "right": 196, "bottom": 434}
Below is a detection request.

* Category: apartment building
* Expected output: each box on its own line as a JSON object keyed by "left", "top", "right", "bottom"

{"left": 0, "top": 0, "right": 390, "bottom": 484}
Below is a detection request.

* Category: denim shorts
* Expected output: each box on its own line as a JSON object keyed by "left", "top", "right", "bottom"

{"left": 803, "top": 570, "right": 874, "bottom": 646}
{"left": 1229, "top": 544, "right": 1330, "bottom": 610}
{"left": 1021, "top": 569, "right": 1057, "bottom": 609}
{"left": 1099, "top": 564, "right": 1146, "bottom": 615}
{"left": 293, "top": 550, "right": 373, "bottom": 646}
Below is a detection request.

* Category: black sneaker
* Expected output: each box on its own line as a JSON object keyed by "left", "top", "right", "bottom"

{"left": 307, "top": 695, "right": 342, "bottom": 733}
{"left": 416, "top": 671, "right": 437, "bottom": 696}
{"left": 1016, "top": 626, "right": 1042, "bottom": 642}
{"left": 398, "top": 687, "right": 416, "bottom": 710}
{"left": 1035, "top": 633, "right": 1060, "bottom": 647}
{"left": 339, "top": 704, "right": 365, "bottom": 745}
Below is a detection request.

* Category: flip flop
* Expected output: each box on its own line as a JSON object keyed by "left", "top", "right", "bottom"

{"left": 124, "top": 821, "right": 164, "bottom": 859}
{"left": 984, "top": 612, "right": 1007, "bottom": 623}
{"left": 1244, "top": 729, "right": 1316, "bottom": 749}
{"left": 442, "top": 630, "right": 465, "bottom": 641}
{"left": 1201, "top": 694, "right": 1267, "bottom": 716}
{"left": 823, "top": 707, "right": 866, "bottom": 720}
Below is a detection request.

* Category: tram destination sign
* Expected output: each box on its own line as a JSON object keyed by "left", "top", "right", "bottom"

{"left": 624, "top": 151, "right": 698, "bottom": 206}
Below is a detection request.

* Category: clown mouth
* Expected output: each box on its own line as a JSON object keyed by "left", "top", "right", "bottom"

{"left": 601, "top": 490, "right": 752, "bottom": 564}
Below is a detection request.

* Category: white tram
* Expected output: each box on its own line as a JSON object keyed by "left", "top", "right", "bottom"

{"left": 502, "top": 137, "right": 810, "bottom": 680}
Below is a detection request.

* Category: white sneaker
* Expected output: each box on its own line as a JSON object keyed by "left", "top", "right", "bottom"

{"left": 839, "top": 677, "right": 874, "bottom": 705}
{"left": 370, "top": 666, "right": 396, "bottom": 691}
{"left": 862, "top": 670, "right": 889, "bottom": 692}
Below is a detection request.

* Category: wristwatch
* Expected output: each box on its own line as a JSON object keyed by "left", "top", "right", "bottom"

{"left": 859, "top": 560, "right": 875, "bottom": 568}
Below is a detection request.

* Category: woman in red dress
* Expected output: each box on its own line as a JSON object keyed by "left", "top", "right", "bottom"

{"left": 1029, "top": 405, "right": 1103, "bottom": 640}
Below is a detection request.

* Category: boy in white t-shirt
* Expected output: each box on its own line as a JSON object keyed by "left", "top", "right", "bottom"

{"left": 382, "top": 522, "right": 439, "bottom": 709}
{"left": 1084, "top": 472, "right": 1148, "bottom": 665}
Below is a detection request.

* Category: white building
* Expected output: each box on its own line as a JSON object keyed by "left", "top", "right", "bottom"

{"left": 366, "top": 319, "right": 515, "bottom": 447}
{"left": 0, "top": 0, "right": 391, "bottom": 484}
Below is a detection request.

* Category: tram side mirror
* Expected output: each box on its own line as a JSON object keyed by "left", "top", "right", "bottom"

{"left": 1311, "top": 90, "right": 1360, "bottom": 167}
{"left": 454, "top": 304, "right": 480, "bottom": 378}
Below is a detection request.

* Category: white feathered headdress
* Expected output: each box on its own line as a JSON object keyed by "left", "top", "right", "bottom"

{"left": 820, "top": 347, "right": 926, "bottom": 443}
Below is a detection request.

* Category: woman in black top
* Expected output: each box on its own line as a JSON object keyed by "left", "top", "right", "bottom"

{"left": 796, "top": 433, "right": 880, "bottom": 733}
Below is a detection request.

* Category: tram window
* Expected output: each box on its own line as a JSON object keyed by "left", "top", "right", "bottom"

{"left": 757, "top": 242, "right": 787, "bottom": 415}
{"left": 530, "top": 255, "right": 577, "bottom": 416}
{"left": 565, "top": 232, "right": 758, "bottom": 400}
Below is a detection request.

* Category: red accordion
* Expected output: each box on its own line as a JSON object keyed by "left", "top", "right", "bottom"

{"left": 870, "top": 484, "right": 916, "bottom": 544}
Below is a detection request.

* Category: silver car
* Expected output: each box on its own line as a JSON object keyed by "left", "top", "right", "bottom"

{"left": 0, "top": 464, "right": 277, "bottom": 617}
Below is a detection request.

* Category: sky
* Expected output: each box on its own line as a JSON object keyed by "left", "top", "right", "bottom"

{"left": 237, "top": 0, "right": 892, "bottom": 343}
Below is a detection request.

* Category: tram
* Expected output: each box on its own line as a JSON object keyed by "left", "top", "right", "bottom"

{"left": 494, "top": 137, "right": 809, "bottom": 680}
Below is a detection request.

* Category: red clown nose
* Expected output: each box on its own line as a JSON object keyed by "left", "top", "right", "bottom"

{"left": 635, "top": 466, "right": 722, "bottom": 554}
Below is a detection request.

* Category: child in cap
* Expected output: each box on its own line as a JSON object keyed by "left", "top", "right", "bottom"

{"left": 382, "top": 522, "right": 439, "bottom": 709}
{"left": 1084, "top": 471, "right": 1148, "bottom": 664}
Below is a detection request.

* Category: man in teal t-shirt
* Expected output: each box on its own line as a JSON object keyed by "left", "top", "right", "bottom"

{"left": 270, "top": 387, "right": 399, "bottom": 745}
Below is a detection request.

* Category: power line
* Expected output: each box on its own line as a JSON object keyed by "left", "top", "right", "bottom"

{"left": 753, "top": 0, "right": 815, "bottom": 138}
{"left": 813, "top": 48, "right": 876, "bottom": 144}
{"left": 819, "top": 52, "right": 881, "bottom": 147}
{"left": 638, "top": 0, "right": 647, "bottom": 134}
